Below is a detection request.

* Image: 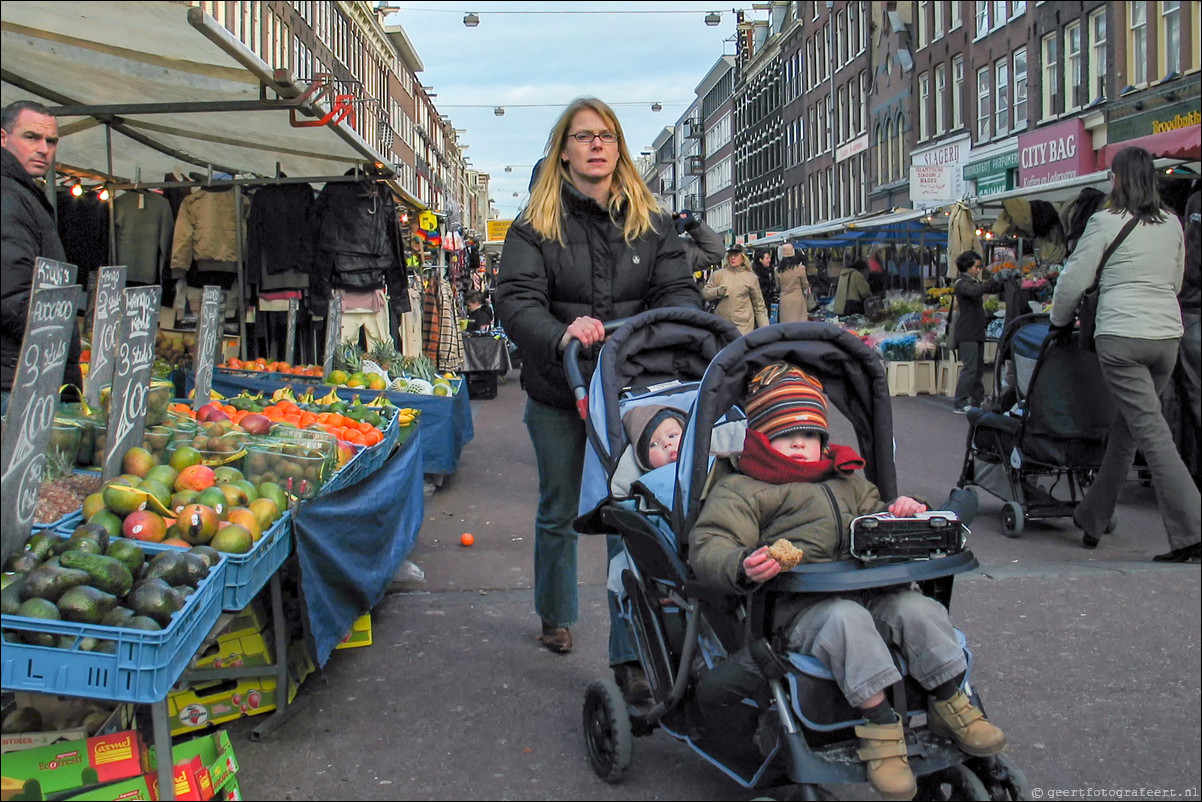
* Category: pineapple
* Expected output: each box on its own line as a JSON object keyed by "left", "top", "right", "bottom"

{"left": 367, "top": 337, "right": 403, "bottom": 373}
{"left": 336, "top": 338, "right": 363, "bottom": 374}
{"left": 42, "top": 446, "right": 77, "bottom": 485}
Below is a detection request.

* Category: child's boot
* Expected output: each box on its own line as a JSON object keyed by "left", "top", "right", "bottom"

{"left": 928, "top": 690, "right": 1007, "bottom": 756}
{"left": 855, "top": 716, "right": 917, "bottom": 800}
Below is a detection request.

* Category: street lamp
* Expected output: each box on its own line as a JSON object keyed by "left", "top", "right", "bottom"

{"left": 651, "top": 102, "right": 663, "bottom": 112}
{"left": 463, "top": 12, "right": 480, "bottom": 27}
{"left": 493, "top": 107, "right": 505, "bottom": 116}
{"left": 705, "top": 11, "right": 721, "bottom": 26}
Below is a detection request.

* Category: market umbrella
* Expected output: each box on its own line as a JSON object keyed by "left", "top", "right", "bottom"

{"left": 947, "top": 201, "right": 983, "bottom": 278}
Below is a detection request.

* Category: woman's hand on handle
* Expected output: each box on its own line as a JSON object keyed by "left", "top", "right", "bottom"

{"left": 565, "top": 316, "right": 607, "bottom": 348}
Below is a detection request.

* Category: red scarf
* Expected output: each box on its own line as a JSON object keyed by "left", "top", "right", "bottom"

{"left": 738, "top": 428, "right": 865, "bottom": 485}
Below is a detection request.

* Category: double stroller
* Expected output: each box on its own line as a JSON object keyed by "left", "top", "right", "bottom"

{"left": 568, "top": 309, "right": 1027, "bottom": 800}
{"left": 956, "top": 313, "right": 1115, "bottom": 537}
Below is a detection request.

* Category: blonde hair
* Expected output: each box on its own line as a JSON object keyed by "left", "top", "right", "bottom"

{"left": 723, "top": 250, "right": 748, "bottom": 270}
{"left": 521, "top": 97, "right": 660, "bottom": 245}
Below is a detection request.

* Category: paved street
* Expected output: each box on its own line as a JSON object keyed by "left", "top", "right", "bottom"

{"left": 228, "top": 367, "right": 1201, "bottom": 801}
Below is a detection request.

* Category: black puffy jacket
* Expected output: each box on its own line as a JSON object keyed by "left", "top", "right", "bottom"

{"left": 2, "top": 147, "right": 81, "bottom": 393}
{"left": 496, "top": 183, "right": 701, "bottom": 409}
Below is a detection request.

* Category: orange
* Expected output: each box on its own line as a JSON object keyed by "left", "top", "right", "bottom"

{"left": 460, "top": 533, "right": 474, "bottom": 547}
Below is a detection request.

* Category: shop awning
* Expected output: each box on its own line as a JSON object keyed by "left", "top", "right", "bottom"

{"left": 1098, "top": 124, "right": 1201, "bottom": 169}
{"left": 0, "top": 1, "right": 391, "bottom": 183}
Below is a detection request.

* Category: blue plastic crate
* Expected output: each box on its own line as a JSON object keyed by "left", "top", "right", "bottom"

{"left": 322, "top": 410, "right": 402, "bottom": 495}
{"left": 0, "top": 544, "right": 228, "bottom": 704}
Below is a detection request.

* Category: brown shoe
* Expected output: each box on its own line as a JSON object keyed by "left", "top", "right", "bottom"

{"left": 856, "top": 716, "right": 917, "bottom": 801}
{"left": 539, "top": 623, "right": 572, "bottom": 654}
{"left": 928, "top": 691, "right": 1007, "bottom": 757}
{"left": 612, "top": 662, "right": 653, "bottom": 706}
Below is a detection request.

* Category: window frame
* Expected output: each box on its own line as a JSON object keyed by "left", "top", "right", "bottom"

{"left": 1087, "top": 9, "right": 1106, "bottom": 103}
{"left": 975, "top": 1, "right": 989, "bottom": 38}
{"left": 919, "top": 71, "right": 930, "bottom": 141}
{"left": 1013, "top": 47, "right": 1028, "bottom": 131}
{"left": 1065, "top": 20, "right": 1084, "bottom": 111}
{"left": 995, "top": 57, "right": 1010, "bottom": 135}
{"left": 935, "top": 62, "right": 948, "bottom": 134}
{"left": 977, "top": 65, "right": 992, "bottom": 141}
{"left": 952, "top": 55, "right": 965, "bottom": 129}
{"left": 1129, "top": 2, "right": 1149, "bottom": 87}
{"left": 1041, "top": 32, "right": 1060, "bottom": 120}
{"left": 1160, "top": 0, "right": 1182, "bottom": 78}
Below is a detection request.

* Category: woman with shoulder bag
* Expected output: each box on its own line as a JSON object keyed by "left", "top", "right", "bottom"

{"left": 776, "top": 243, "right": 813, "bottom": 322}
{"left": 1050, "top": 146, "right": 1199, "bottom": 562}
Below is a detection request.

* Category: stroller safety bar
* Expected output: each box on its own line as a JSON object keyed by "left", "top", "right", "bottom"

{"left": 766, "top": 551, "right": 979, "bottom": 594}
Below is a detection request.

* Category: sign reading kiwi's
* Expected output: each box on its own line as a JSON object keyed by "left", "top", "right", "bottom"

{"left": 322, "top": 291, "right": 343, "bottom": 379}
{"left": 85, "top": 265, "right": 128, "bottom": 407}
{"left": 192, "top": 285, "right": 223, "bottom": 412}
{"left": 101, "top": 285, "right": 161, "bottom": 482}
{"left": 0, "top": 284, "right": 85, "bottom": 566}
{"left": 285, "top": 297, "right": 298, "bottom": 365}
{"left": 33, "top": 256, "right": 78, "bottom": 289}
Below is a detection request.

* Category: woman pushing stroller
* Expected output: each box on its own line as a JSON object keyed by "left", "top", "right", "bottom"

{"left": 689, "top": 362, "right": 1006, "bottom": 800}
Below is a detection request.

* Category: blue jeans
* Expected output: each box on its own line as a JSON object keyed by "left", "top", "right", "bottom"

{"left": 524, "top": 397, "right": 636, "bottom": 664}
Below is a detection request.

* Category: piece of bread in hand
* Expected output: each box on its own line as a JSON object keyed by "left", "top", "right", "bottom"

{"left": 767, "top": 538, "right": 804, "bottom": 570}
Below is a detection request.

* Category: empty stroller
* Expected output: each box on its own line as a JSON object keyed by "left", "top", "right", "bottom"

{"left": 956, "top": 313, "right": 1116, "bottom": 537}
{"left": 569, "top": 316, "right": 1028, "bottom": 800}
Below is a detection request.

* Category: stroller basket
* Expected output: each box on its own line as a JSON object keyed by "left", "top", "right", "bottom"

{"left": 849, "top": 513, "right": 967, "bottom": 564}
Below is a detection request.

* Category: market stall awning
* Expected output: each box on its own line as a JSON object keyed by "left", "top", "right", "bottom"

{"left": 1098, "top": 124, "right": 1201, "bottom": 169}
{"left": 1, "top": 1, "right": 391, "bottom": 183}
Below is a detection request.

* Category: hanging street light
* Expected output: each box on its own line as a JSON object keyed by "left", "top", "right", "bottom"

{"left": 493, "top": 106, "right": 505, "bottom": 116}
{"left": 463, "top": 12, "right": 480, "bottom": 27}
{"left": 705, "top": 11, "right": 721, "bottom": 26}
{"left": 651, "top": 102, "right": 663, "bottom": 112}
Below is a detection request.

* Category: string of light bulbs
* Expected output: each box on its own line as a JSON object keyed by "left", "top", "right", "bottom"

{"left": 383, "top": 7, "right": 737, "bottom": 27}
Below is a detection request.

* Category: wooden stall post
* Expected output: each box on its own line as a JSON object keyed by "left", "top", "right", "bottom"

{"left": 101, "top": 286, "right": 161, "bottom": 481}
{"left": 85, "top": 265, "right": 128, "bottom": 407}
{"left": 0, "top": 284, "right": 84, "bottom": 565}
{"left": 285, "top": 297, "right": 298, "bottom": 366}
{"left": 192, "top": 285, "right": 224, "bottom": 411}
{"left": 322, "top": 292, "right": 343, "bottom": 380}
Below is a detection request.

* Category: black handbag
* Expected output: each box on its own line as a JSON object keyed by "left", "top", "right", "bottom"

{"left": 1075, "top": 217, "right": 1139, "bottom": 351}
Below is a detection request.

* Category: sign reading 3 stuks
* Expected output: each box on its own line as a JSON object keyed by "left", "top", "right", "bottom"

{"left": 101, "top": 285, "right": 161, "bottom": 481}
{"left": 0, "top": 284, "right": 84, "bottom": 565}
{"left": 86, "top": 265, "right": 128, "bottom": 407}
{"left": 192, "top": 286, "right": 223, "bottom": 411}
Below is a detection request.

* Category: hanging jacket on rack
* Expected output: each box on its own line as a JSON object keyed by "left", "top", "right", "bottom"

{"left": 246, "top": 182, "right": 315, "bottom": 287}
{"left": 114, "top": 190, "right": 174, "bottom": 285}
{"left": 170, "top": 186, "right": 241, "bottom": 278}
{"left": 307, "top": 174, "right": 410, "bottom": 330}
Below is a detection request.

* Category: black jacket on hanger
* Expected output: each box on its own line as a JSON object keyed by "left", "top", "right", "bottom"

{"left": 246, "top": 183, "right": 315, "bottom": 286}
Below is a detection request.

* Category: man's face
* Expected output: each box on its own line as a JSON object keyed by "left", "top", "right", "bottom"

{"left": 1, "top": 110, "right": 59, "bottom": 178}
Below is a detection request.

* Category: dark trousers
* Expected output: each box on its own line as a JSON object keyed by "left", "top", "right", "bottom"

{"left": 953, "top": 341, "right": 985, "bottom": 408}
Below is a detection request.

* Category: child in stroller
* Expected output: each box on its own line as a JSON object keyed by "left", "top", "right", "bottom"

{"left": 689, "top": 362, "right": 1006, "bottom": 800}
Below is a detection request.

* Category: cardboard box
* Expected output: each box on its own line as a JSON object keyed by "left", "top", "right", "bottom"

{"left": 189, "top": 630, "right": 273, "bottom": 672}
{"left": 335, "top": 613, "right": 373, "bottom": 650}
{"left": 0, "top": 730, "right": 148, "bottom": 798}
{"left": 2, "top": 697, "right": 133, "bottom": 754}
{"left": 214, "top": 776, "right": 241, "bottom": 801}
{"left": 168, "top": 676, "right": 279, "bottom": 736}
{"left": 164, "top": 731, "right": 238, "bottom": 793}
{"left": 65, "top": 774, "right": 158, "bottom": 801}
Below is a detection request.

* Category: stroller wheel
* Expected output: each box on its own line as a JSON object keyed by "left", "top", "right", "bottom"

{"left": 583, "top": 678, "right": 633, "bottom": 783}
{"left": 1001, "top": 502, "right": 1025, "bottom": 538}
{"left": 965, "top": 754, "right": 1032, "bottom": 801}
{"left": 915, "top": 763, "right": 991, "bottom": 801}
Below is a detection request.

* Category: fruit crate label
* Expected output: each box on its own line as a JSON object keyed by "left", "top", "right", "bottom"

{"left": 285, "top": 297, "right": 298, "bottom": 365}
{"left": 34, "top": 255, "right": 78, "bottom": 289}
{"left": 322, "top": 292, "right": 343, "bottom": 380}
{"left": 0, "top": 284, "right": 84, "bottom": 566}
{"left": 192, "top": 285, "right": 223, "bottom": 412}
{"left": 86, "top": 265, "right": 128, "bottom": 408}
{"left": 102, "top": 285, "right": 162, "bottom": 481}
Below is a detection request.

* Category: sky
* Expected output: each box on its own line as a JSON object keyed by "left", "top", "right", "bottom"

{"left": 383, "top": 1, "right": 757, "bottom": 221}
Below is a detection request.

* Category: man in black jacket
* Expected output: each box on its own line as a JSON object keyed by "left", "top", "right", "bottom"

{"left": 1, "top": 100, "right": 82, "bottom": 410}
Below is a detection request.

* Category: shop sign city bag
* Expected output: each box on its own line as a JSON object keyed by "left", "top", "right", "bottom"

{"left": 1075, "top": 218, "right": 1138, "bottom": 351}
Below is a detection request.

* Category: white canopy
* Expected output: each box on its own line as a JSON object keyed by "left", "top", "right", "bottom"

{"left": 1, "top": 1, "right": 390, "bottom": 183}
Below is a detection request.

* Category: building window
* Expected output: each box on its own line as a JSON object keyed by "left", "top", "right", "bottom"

{"left": 885, "top": 117, "right": 895, "bottom": 181}
{"left": 1010, "top": 1, "right": 1026, "bottom": 18}
{"left": 934, "top": 1, "right": 945, "bottom": 38}
{"left": 876, "top": 122, "right": 886, "bottom": 185}
{"left": 995, "top": 58, "right": 1010, "bottom": 134}
{"left": 1042, "top": 33, "right": 1059, "bottom": 119}
{"left": 993, "top": 1, "right": 1006, "bottom": 28}
{"left": 1013, "top": 48, "right": 1028, "bottom": 131}
{"left": 951, "top": 1, "right": 963, "bottom": 30}
{"left": 894, "top": 113, "right": 905, "bottom": 182}
{"left": 1066, "top": 21, "right": 1084, "bottom": 110}
{"left": 1130, "top": 3, "right": 1149, "bottom": 86}
{"left": 977, "top": 66, "right": 992, "bottom": 140}
{"left": 848, "top": 1, "right": 862, "bottom": 55}
{"left": 918, "top": 72, "right": 930, "bottom": 140}
{"left": 1161, "top": 0, "right": 1181, "bottom": 77}
{"left": 1088, "top": 10, "right": 1106, "bottom": 103}
{"left": 935, "top": 63, "right": 947, "bottom": 134}
{"left": 837, "top": 10, "right": 846, "bottom": 66}
{"left": 975, "top": 1, "right": 989, "bottom": 36}
{"left": 953, "top": 56, "right": 965, "bottom": 128}
{"left": 917, "top": 2, "right": 929, "bottom": 50}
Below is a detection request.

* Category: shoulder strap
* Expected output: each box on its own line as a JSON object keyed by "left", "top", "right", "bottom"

{"left": 1086, "top": 217, "right": 1140, "bottom": 293}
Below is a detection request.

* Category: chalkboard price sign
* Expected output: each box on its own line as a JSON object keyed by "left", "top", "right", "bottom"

{"left": 192, "top": 285, "right": 223, "bottom": 411}
{"left": 34, "top": 256, "right": 78, "bottom": 290}
{"left": 85, "top": 265, "right": 128, "bottom": 407}
{"left": 101, "top": 285, "right": 161, "bottom": 482}
{"left": 322, "top": 292, "right": 343, "bottom": 379}
{"left": 0, "top": 284, "right": 84, "bottom": 566}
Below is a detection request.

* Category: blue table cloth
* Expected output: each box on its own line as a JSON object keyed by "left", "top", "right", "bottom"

{"left": 293, "top": 426, "right": 424, "bottom": 667}
{"left": 198, "top": 368, "right": 474, "bottom": 476}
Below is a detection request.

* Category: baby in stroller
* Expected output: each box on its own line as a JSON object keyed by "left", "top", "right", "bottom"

{"left": 689, "top": 362, "right": 1007, "bottom": 800}
{"left": 623, "top": 405, "right": 686, "bottom": 472}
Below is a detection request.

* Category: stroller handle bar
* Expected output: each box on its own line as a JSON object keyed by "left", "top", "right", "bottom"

{"left": 564, "top": 317, "right": 630, "bottom": 420}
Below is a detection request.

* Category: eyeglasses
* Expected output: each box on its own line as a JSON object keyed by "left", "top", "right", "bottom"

{"left": 569, "top": 130, "right": 619, "bottom": 145}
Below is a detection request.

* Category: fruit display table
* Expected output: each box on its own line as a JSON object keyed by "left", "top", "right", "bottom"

{"left": 201, "top": 369, "right": 474, "bottom": 478}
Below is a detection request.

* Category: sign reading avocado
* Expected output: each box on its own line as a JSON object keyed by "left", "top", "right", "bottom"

{"left": 86, "top": 265, "right": 128, "bottom": 408}
{"left": 0, "top": 283, "right": 84, "bottom": 565}
{"left": 192, "top": 285, "right": 223, "bottom": 412}
{"left": 102, "top": 285, "right": 161, "bottom": 481}
{"left": 322, "top": 292, "right": 343, "bottom": 380}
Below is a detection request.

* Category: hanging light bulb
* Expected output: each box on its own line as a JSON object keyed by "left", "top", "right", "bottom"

{"left": 98, "top": 188, "right": 110, "bottom": 201}
{"left": 70, "top": 182, "right": 83, "bottom": 197}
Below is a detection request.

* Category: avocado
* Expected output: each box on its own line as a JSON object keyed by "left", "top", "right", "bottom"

{"left": 101, "top": 606, "right": 136, "bottom": 628}
{"left": 6, "top": 550, "right": 41, "bottom": 573}
{"left": 94, "top": 640, "right": 119, "bottom": 653}
{"left": 17, "top": 597, "right": 61, "bottom": 620}
{"left": 105, "top": 539, "right": 146, "bottom": 578}
{"left": 187, "top": 545, "right": 220, "bottom": 568}
{"left": 20, "top": 565, "right": 92, "bottom": 603}
{"left": 1, "top": 574, "right": 27, "bottom": 614}
{"left": 125, "top": 580, "right": 184, "bottom": 627}
{"left": 125, "top": 615, "right": 163, "bottom": 632}
{"left": 142, "top": 551, "right": 189, "bottom": 587}
{"left": 59, "top": 550, "right": 134, "bottom": 597}
{"left": 68, "top": 523, "right": 111, "bottom": 552}
{"left": 25, "top": 530, "right": 61, "bottom": 561}
{"left": 57, "top": 585, "right": 119, "bottom": 625}
{"left": 2, "top": 706, "right": 44, "bottom": 734}
{"left": 178, "top": 552, "right": 211, "bottom": 588}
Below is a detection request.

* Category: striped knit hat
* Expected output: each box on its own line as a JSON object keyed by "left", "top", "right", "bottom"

{"left": 744, "top": 362, "right": 829, "bottom": 444}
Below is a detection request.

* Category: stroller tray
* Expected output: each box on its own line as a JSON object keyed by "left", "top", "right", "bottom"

{"left": 849, "top": 513, "right": 966, "bottom": 564}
